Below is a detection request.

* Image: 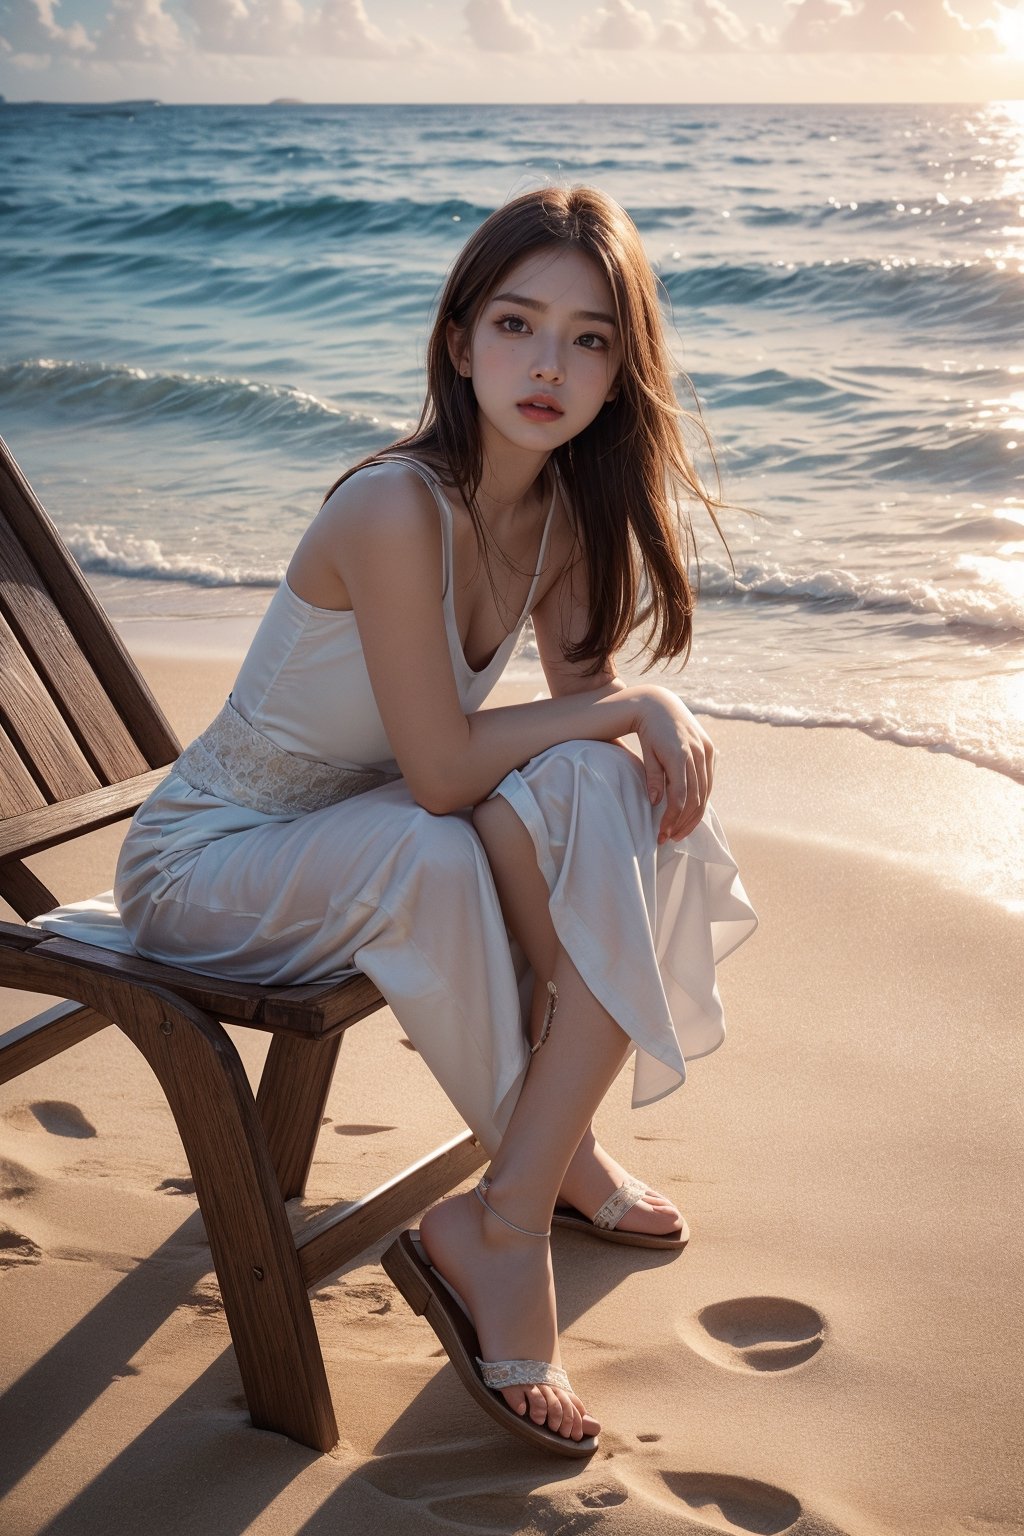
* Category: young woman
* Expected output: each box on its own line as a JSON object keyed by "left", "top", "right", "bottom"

{"left": 92, "top": 186, "right": 755, "bottom": 1454}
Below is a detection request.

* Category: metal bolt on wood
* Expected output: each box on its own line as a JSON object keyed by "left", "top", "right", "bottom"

{"left": 252, "top": 1266, "right": 264, "bottom": 1281}
{"left": 160, "top": 1018, "right": 173, "bottom": 1036}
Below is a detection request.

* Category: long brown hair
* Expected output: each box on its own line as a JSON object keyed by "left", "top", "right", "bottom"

{"left": 326, "top": 185, "right": 728, "bottom": 671}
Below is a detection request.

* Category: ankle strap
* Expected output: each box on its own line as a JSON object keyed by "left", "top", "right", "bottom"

{"left": 475, "top": 1177, "right": 550, "bottom": 1239}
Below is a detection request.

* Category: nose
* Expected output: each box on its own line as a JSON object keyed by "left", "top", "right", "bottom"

{"left": 530, "top": 340, "right": 564, "bottom": 384}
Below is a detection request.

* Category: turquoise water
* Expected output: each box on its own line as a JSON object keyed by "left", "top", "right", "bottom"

{"left": 2, "top": 100, "right": 1023, "bottom": 779}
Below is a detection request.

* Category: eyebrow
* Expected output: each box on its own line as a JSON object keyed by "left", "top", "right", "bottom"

{"left": 491, "top": 291, "right": 617, "bottom": 327}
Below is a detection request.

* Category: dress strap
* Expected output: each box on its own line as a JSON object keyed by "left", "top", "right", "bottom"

{"left": 360, "top": 454, "right": 454, "bottom": 599}
{"left": 516, "top": 466, "right": 560, "bottom": 627}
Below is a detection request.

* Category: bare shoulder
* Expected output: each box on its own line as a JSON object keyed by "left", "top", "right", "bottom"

{"left": 319, "top": 457, "right": 442, "bottom": 545}
{"left": 288, "top": 456, "right": 444, "bottom": 607}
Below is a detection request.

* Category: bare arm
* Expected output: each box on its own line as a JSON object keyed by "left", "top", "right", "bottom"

{"left": 319, "top": 463, "right": 708, "bottom": 835}
{"left": 531, "top": 533, "right": 715, "bottom": 842}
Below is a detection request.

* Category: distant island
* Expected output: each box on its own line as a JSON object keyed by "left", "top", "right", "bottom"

{"left": 268, "top": 98, "right": 306, "bottom": 106}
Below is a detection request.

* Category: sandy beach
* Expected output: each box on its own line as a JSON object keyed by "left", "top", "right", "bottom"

{"left": 1, "top": 631, "right": 1022, "bottom": 1536}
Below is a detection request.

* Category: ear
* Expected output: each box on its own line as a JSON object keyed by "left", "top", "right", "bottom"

{"left": 447, "top": 319, "right": 471, "bottom": 378}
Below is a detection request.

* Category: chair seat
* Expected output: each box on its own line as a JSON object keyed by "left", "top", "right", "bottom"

{"left": 5, "top": 923, "right": 384, "bottom": 1037}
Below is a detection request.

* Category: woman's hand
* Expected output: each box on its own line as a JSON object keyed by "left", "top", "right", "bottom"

{"left": 632, "top": 687, "right": 715, "bottom": 844}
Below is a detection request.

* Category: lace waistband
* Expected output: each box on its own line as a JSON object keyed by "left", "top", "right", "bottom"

{"left": 173, "top": 699, "right": 399, "bottom": 816}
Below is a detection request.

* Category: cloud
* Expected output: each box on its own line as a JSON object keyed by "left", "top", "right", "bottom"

{"left": 581, "top": 0, "right": 658, "bottom": 49}
{"left": 0, "top": 0, "right": 94, "bottom": 54}
{"left": 179, "top": 0, "right": 423, "bottom": 57}
{"left": 585, "top": 0, "right": 763, "bottom": 52}
{"left": 308, "top": 0, "right": 414, "bottom": 56}
{"left": 464, "top": 0, "right": 541, "bottom": 52}
{"left": 780, "top": 0, "right": 999, "bottom": 51}
{"left": 97, "top": 0, "right": 183, "bottom": 57}
{"left": 182, "top": 0, "right": 302, "bottom": 55}
{"left": 179, "top": 0, "right": 248, "bottom": 50}
{"left": 658, "top": 17, "right": 696, "bottom": 47}
{"left": 691, "top": 0, "right": 749, "bottom": 48}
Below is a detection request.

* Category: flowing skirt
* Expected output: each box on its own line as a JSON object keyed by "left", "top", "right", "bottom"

{"left": 37, "top": 740, "right": 757, "bottom": 1155}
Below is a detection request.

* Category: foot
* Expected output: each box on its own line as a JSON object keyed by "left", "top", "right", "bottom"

{"left": 557, "top": 1136, "right": 684, "bottom": 1238}
{"left": 419, "top": 1187, "right": 600, "bottom": 1443}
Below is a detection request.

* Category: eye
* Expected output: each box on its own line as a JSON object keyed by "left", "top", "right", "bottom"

{"left": 577, "top": 332, "right": 610, "bottom": 351}
{"left": 497, "top": 313, "right": 530, "bottom": 334}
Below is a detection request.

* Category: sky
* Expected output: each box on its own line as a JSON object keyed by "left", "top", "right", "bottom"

{"left": 1, "top": 0, "right": 1024, "bottom": 103}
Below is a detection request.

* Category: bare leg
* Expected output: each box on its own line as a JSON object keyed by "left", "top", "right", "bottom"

{"left": 420, "top": 936, "right": 627, "bottom": 1438}
{"left": 420, "top": 791, "right": 691, "bottom": 1440}
{"left": 472, "top": 794, "right": 683, "bottom": 1237}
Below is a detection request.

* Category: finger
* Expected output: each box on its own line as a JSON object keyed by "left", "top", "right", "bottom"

{"left": 670, "top": 740, "right": 716, "bottom": 840}
{"left": 688, "top": 747, "right": 709, "bottom": 817}
{"left": 658, "top": 770, "right": 689, "bottom": 843}
{"left": 704, "top": 735, "right": 716, "bottom": 796}
{"left": 664, "top": 761, "right": 707, "bottom": 842}
{"left": 646, "top": 766, "right": 665, "bottom": 808}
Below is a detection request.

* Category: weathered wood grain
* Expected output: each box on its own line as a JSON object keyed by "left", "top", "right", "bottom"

{"left": 0, "top": 609, "right": 102, "bottom": 800}
{"left": 0, "top": 434, "right": 179, "bottom": 768}
{"left": 0, "top": 997, "right": 110, "bottom": 1085}
{"left": 257, "top": 1033, "right": 344, "bottom": 1199}
{"left": 0, "top": 528, "right": 153, "bottom": 785}
{"left": 0, "top": 721, "right": 46, "bottom": 816}
{"left": 0, "top": 859, "right": 58, "bottom": 921}
{"left": 296, "top": 1131, "right": 486, "bottom": 1289}
{"left": 0, "top": 768, "right": 169, "bottom": 862}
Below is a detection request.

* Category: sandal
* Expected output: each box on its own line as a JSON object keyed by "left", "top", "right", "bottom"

{"left": 381, "top": 1190, "right": 598, "bottom": 1458}
{"left": 552, "top": 1174, "right": 689, "bottom": 1251}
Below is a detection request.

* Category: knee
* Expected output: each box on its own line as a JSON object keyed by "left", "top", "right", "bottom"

{"left": 400, "top": 806, "right": 486, "bottom": 886}
{"left": 530, "top": 739, "right": 647, "bottom": 800}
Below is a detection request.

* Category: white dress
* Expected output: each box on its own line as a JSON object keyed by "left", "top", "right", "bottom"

{"left": 36, "top": 457, "right": 757, "bottom": 1155}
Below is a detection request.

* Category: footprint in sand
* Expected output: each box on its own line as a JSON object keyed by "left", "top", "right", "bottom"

{"left": 659, "top": 1472, "right": 801, "bottom": 1535}
{"left": 0, "top": 1156, "right": 36, "bottom": 1201}
{"left": 0, "top": 1224, "right": 42, "bottom": 1270}
{"left": 428, "top": 1478, "right": 629, "bottom": 1529}
{"left": 28, "top": 1101, "right": 96, "bottom": 1139}
{"left": 334, "top": 1123, "right": 397, "bottom": 1136}
{"left": 358, "top": 1445, "right": 630, "bottom": 1531}
{"left": 683, "top": 1297, "right": 826, "bottom": 1373}
{"left": 157, "top": 1176, "right": 195, "bottom": 1196}
{"left": 339, "top": 1280, "right": 393, "bottom": 1316}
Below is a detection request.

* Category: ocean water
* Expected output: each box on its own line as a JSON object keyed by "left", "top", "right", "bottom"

{"left": 1, "top": 100, "right": 1023, "bottom": 783}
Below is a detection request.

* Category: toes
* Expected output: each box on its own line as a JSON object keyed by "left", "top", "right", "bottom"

{"left": 505, "top": 1385, "right": 592, "bottom": 1439}
{"left": 572, "top": 1394, "right": 600, "bottom": 1438}
{"left": 543, "top": 1388, "right": 565, "bottom": 1434}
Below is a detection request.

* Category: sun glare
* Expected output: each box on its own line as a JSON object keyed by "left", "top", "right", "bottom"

{"left": 995, "top": 4, "right": 1024, "bottom": 57}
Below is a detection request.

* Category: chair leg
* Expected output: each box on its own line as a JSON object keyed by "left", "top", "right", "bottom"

{"left": 257, "top": 1032, "right": 344, "bottom": 1200}
{"left": 109, "top": 985, "right": 338, "bottom": 1451}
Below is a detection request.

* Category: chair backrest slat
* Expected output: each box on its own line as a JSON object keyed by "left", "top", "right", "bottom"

{"left": 0, "top": 611, "right": 104, "bottom": 799}
{"left": 0, "top": 724, "right": 47, "bottom": 816}
{"left": 0, "top": 529, "right": 154, "bottom": 784}
{"left": 0, "top": 436, "right": 179, "bottom": 777}
{"left": 0, "top": 859, "right": 58, "bottom": 922}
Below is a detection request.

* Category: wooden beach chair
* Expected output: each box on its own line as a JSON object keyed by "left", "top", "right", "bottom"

{"left": 0, "top": 433, "right": 485, "bottom": 1452}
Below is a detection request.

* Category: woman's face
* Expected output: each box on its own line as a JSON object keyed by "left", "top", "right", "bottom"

{"left": 452, "top": 245, "right": 622, "bottom": 458}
